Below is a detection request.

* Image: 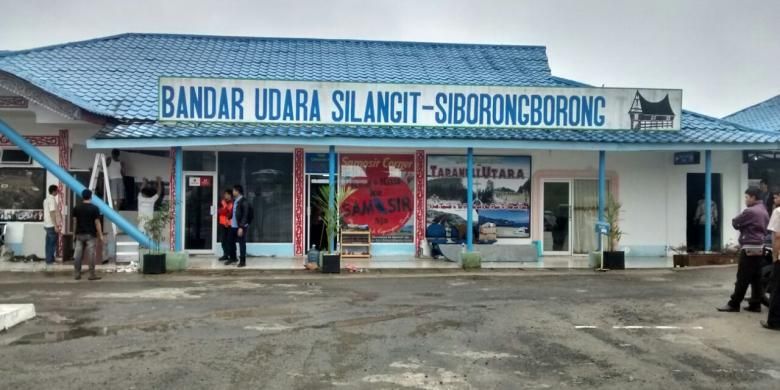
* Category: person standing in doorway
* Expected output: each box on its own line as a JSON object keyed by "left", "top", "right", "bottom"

{"left": 218, "top": 189, "right": 234, "bottom": 261}
{"left": 137, "top": 177, "right": 162, "bottom": 234}
{"left": 43, "top": 185, "right": 61, "bottom": 266}
{"left": 763, "top": 192, "right": 780, "bottom": 330}
{"left": 106, "top": 149, "right": 125, "bottom": 210}
{"left": 694, "top": 197, "right": 718, "bottom": 251}
{"left": 718, "top": 187, "right": 768, "bottom": 313}
{"left": 226, "top": 184, "right": 252, "bottom": 268}
{"left": 760, "top": 179, "right": 772, "bottom": 212}
{"left": 72, "top": 189, "right": 103, "bottom": 281}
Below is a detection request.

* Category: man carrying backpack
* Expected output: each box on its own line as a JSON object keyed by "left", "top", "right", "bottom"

{"left": 226, "top": 184, "right": 252, "bottom": 267}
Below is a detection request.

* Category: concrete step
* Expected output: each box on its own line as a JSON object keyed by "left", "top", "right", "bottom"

{"left": 0, "top": 304, "right": 36, "bottom": 331}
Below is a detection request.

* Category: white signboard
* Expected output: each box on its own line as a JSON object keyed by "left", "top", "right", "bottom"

{"left": 159, "top": 77, "right": 682, "bottom": 131}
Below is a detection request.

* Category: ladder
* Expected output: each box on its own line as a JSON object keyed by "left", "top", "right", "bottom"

{"left": 88, "top": 153, "right": 137, "bottom": 264}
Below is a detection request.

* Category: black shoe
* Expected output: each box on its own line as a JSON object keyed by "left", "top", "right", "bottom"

{"left": 717, "top": 304, "right": 740, "bottom": 312}
{"left": 744, "top": 305, "right": 762, "bottom": 313}
{"left": 101, "top": 259, "right": 110, "bottom": 265}
{"left": 74, "top": 273, "right": 81, "bottom": 280}
{"left": 88, "top": 275, "right": 101, "bottom": 281}
{"left": 225, "top": 259, "right": 237, "bottom": 265}
{"left": 760, "top": 320, "right": 780, "bottom": 330}
{"left": 218, "top": 256, "right": 228, "bottom": 261}
{"left": 237, "top": 263, "right": 246, "bottom": 268}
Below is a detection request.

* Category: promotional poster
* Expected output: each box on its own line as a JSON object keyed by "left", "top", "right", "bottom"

{"left": 427, "top": 155, "right": 531, "bottom": 238}
{"left": 340, "top": 154, "right": 415, "bottom": 242}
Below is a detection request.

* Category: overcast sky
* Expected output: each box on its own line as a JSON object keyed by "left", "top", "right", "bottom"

{"left": 1, "top": 0, "right": 778, "bottom": 117}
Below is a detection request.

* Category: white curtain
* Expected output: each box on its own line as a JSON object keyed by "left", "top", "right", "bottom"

{"left": 573, "top": 180, "right": 605, "bottom": 254}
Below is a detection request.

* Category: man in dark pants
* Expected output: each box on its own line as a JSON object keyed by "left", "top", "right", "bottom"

{"left": 762, "top": 193, "right": 780, "bottom": 330}
{"left": 718, "top": 187, "right": 768, "bottom": 313}
{"left": 72, "top": 189, "right": 103, "bottom": 281}
{"left": 226, "top": 184, "right": 251, "bottom": 268}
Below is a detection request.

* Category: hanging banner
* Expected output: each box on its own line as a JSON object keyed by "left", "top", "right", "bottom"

{"left": 340, "top": 154, "right": 415, "bottom": 242}
{"left": 427, "top": 155, "right": 531, "bottom": 239}
{"left": 159, "top": 77, "right": 682, "bottom": 131}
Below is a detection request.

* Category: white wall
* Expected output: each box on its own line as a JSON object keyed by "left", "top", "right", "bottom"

{"left": 524, "top": 148, "right": 745, "bottom": 255}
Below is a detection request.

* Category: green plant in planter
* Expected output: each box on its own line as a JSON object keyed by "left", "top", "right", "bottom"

{"left": 312, "top": 185, "right": 357, "bottom": 254}
{"left": 140, "top": 201, "right": 174, "bottom": 274}
{"left": 604, "top": 194, "right": 624, "bottom": 252}
{"left": 143, "top": 201, "right": 172, "bottom": 253}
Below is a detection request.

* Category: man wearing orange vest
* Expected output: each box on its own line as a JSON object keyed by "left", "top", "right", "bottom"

{"left": 218, "top": 189, "right": 234, "bottom": 261}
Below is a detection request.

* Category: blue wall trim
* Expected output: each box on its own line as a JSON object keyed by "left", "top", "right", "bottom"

{"left": 174, "top": 147, "right": 184, "bottom": 252}
{"left": 87, "top": 136, "right": 780, "bottom": 152}
{"left": 215, "top": 243, "right": 294, "bottom": 257}
{"left": 371, "top": 243, "right": 415, "bottom": 257}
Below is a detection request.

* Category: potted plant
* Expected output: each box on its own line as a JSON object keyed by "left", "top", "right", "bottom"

{"left": 312, "top": 185, "right": 356, "bottom": 273}
{"left": 603, "top": 195, "right": 625, "bottom": 270}
{"left": 142, "top": 201, "right": 171, "bottom": 274}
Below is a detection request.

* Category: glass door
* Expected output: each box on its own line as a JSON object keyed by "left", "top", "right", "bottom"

{"left": 542, "top": 180, "right": 572, "bottom": 255}
{"left": 184, "top": 173, "right": 216, "bottom": 253}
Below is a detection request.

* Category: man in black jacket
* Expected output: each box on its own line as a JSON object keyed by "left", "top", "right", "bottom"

{"left": 227, "top": 184, "right": 252, "bottom": 267}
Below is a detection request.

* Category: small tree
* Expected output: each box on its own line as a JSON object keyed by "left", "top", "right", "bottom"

{"left": 143, "top": 201, "right": 171, "bottom": 253}
{"left": 604, "top": 195, "right": 624, "bottom": 252}
{"left": 312, "top": 185, "right": 356, "bottom": 254}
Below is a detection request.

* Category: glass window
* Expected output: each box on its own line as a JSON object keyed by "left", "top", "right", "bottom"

{"left": 426, "top": 155, "right": 531, "bottom": 240}
{"left": 0, "top": 167, "right": 47, "bottom": 221}
{"left": 218, "top": 152, "right": 293, "bottom": 243}
{"left": 184, "top": 151, "right": 216, "bottom": 171}
{"left": 340, "top": 154, "right": 415, "bottom": 243}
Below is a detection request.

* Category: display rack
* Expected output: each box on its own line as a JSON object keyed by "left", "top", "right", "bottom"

{"left": 340, "top": 230, "right": 371, "bottom": 258}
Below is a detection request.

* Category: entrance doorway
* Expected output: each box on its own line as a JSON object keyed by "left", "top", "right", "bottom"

{"left": 184, "top": 173, "right": 217, "bottom": 253}
{"left": 542, "top": 178, "right": 607, "bottom": 255}
{"left": 306, "top": 174, "right": 336, "bottom": 251}
{"left": 686, "top": 173, "right": 723, "bottom": 252}
{"left": 542, "top": 180, "right": 571, "bottom": 255}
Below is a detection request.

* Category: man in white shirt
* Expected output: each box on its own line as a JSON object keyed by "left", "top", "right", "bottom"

{"left": 106, "top": 148, "right": 125, "bottom": 209}
{"left": 42, "top": 185, "right": 61, "bottom": 265}
{"left": 137, "top": 177, "right": 162, "bottom": 234}
{"left": 763, "top": 193, "right": 780, "bottom": 330}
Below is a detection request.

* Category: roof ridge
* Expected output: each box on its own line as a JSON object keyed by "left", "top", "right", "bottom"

{"left": 0, "top": 33, "right": 133, "bottom": 57}
{"left": 123, "top": 32, "right": 548, "bottom": 50}
{"left": 723, "top": 94, "right": 780, "bottom": 120}
{"left": 0, "top": 32, "right": 548, "bottom": 57}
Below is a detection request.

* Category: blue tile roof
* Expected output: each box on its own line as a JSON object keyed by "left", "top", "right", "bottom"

{"left": 1, "top": 33, "right": 777, "bottom": 146}
{"left": 724, "top": 94, "right": 780, "bottom": 132}
{"left": 0, "top": 33, "right": 553, "bottom": 120}
{"left": 94, "top": 110, "right": 779, "bottom": 144}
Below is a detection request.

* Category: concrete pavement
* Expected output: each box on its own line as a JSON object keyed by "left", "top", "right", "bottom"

{"left": 0, "top": 267, "right": 778, "bottom": 389}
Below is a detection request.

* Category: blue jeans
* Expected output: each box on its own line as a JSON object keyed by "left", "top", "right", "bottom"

{"left": 44, "top": 227, "right": 57, "bottom": 264}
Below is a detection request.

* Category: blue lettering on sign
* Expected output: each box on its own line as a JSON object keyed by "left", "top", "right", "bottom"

{"left": 310, "top": 90, "right": 321, "bottom": 121}
{"left": 466, "top": 94, "right": 478, "bottom": 125}
{"left": 390, "top": 92, "right": 403, "bottom": 123}
{"left": 217, "top": 88, "right": 230, "bottom": 119}
{"left": 568, "top": 96, "right": 581, "bottom": 126}
{"left": 232, "top": 87, "right": 244, "bottom": 120}
{"left": 268, "top": 89, "right": 281, "bottom": 120}
{"left": 518, "top": 95, "right": 529, "bottom": 125}
{"left": 189, "top": 87, "right": 203, "bottom": 118}
{"left": 555, "top": 95, "right": 568, "bottom": 127}
{"left": 530, "top": 95, "right": 542, "bottom": 125}
{"left": 204, "top": 87, "right": 217, "bottom": 119}
{"left": 295, "top": 89, "right": 308, "bottom": 121}
{"left": 282, "top": 89, "right": 294, "bottom": 121}
{"left": 434, "top": 93, "right": 447, "bottom": 124}
{"left": 594, "top": 96, "right": 606, "bottom": 126}
{"left": 409, "top": 92, "right": 421, "bottom": 123}
{"left": 582, "top": 96, "right": 593, "bottom": 127}
{"left": 161, "top": 86, "right": 175, "bottom": 118}
{"left": 331, "top": 90, "right": 344, "bottom": 122}
{"left": 176, "top": 86, "right": 188, "bottom": 118}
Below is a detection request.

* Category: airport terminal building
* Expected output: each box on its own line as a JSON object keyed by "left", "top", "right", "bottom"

{"left": 1, "top": 33, "right": 778, "bottom": 265}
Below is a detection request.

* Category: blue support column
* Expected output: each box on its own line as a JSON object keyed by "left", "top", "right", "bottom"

{"left": 466, "top": 147, "right": 474, "bottom": 252}
{"left": 705, "top": 150, "right": 712, "bottom": 252}
{"left": 328, "top": 145, "right": 336, "bottom": 253}
{"left": 174, "top": 147, "right": 184, "bottom": 252}
{"left": 598, "top": 151, "right": 606, "bottom": 250}
{"left": 0, "top": 118, "right": 153, "bottom": 248}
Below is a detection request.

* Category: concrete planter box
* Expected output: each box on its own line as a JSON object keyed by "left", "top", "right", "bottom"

{"left": 673, "top": 253, "right": 737, "bottom": 267}
{"left": 462, "top": 252, "right": 482, "bottom": 270}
